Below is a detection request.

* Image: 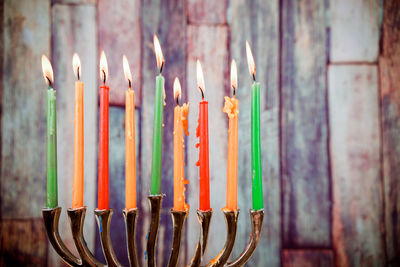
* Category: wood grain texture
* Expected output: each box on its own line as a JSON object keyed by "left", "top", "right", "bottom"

{"left": 94, "top": 107, "right": 139, "bottom": 266}
{"left": 187, "top": 0, "right": 227, "bottom": 25}
{"left": 228, "top": 0, "right": 280, "bottom": 266}
{"left": 329, "top": 65, "right": 385, "bottom": 266}
{"left": 98, "top": 0, "right": 141, "bottom": 107}
{"left": 379, "top": 0, "right": 400, "bottom": 264}
{"left": 330, "top": 0, "right": 379, "bottom": 62}
{"left": 0, "top": 219, "right": 47, "bottom": 266}
{"left": 51, "top": 4, "right": 98, "bottom": 266}
{"left": 141, "top": 0, "right": 187, "bottom": 266}
{"left": 1, "top": 0, "right": 50, "bottom": 218}
{"left": 186, "top": 24, "right": 229, "bottom": 264}
{"left": 281, "top": 0, "right": 331, "bottom": 248}
{"left": 282, "top": 249, "right": 334, "bottom": 267}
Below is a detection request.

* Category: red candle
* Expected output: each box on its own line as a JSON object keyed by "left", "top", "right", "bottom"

{"left": 196, "top": 60, "right": 210, "bottom": 211}
{"left": 98, "top": 51, "right": 109, "bottom": 210}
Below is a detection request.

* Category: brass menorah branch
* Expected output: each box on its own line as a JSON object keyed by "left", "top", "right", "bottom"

{"left": 42, "top": 194, "right": 264, "bottom": 267}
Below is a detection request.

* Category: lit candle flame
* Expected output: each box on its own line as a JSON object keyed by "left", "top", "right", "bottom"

{"left": 99, "top": 51, "right": 108, "bottom": 84}
{"left": 153, "top": 34, "right": 164, "bottom": 73}
{"left": 41, "top": 55, "right": 54, "bottom": 87}
{"left": 72, "top": 53, "right": 81, "bottom": 80}
{"left": 245, "top": 41, "right": 256, "bottom": 81}
{"left": 231, "top": 59, "right": 237, "bottom": 94}
{"left": 173, "top": 77, "right": 181, "bottom": 104}
{"left": 196, "top": 60, "right": 205, "bottom": 98}
{"left": 122, "top": 55, "right": 132, "bottom": 88}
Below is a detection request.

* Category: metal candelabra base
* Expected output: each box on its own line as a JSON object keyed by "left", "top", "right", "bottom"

{"left": 42, "top": 194, "right": 264, "bottom": 267}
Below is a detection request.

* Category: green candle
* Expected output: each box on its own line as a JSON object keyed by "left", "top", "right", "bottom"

{"left": 251, "top": 82, "right": 263, "bottom": 210}
{"left": 47, "top": 88, "right": 58, "bottom": 208}
{"left": 150, "top": 35, "right": 165, "bottom": 195}
{"left": 150, "top": 74, "right": 165, "bottom": 195}
{"left": 42, "top": 55, "right": 58, "bottom": 208}
{"left": 246, "top": 41, "right": 263, "bottom": 210}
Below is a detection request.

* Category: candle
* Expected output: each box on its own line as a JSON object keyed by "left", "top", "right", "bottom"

{"left": 223, "top": 60, "right": 239, "bottom": 211}
{"left": 42, "top": 55, "right": 58, "bottom": 208}
{"left": 173, "top": 77, "right": 189, "bottom": 211}
{"left": 196, "top": 60, "right": 210, "bottom": 211}
{"left": 150, "top": 35, "right": 165, "bottom": 195}
{"left": 98, "top": 51, "right": 110, "bottom": 210}
{"left": 123, "top": 55, "right": 137, "bottom": 210}
{"left": 246, "top": 41, "right": 263, "bottom": 210}
{"left": 72, "top": 53, "right": 84, "bottom": 209}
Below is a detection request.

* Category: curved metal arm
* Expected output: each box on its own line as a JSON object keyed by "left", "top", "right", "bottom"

{"left": 167, "top": 210, "right": 188, "bottom": 267}
{"left": 123, "top": 208, "right": 139, "bottom": 267}
{"left": 94, "top": 209, "right": 123, "bottom": 267}
{"left": 42, "top": 207, "right": 81, "bottom": 267}
{"left": 205, "top": 209, "right": 239, "bottom": 267}
{"left": 187, "top": 209, "right": 212, "bottom": 267}
{"left": 146, "top": 195, "right": 163, "bottom": 267}
{"left": 226, "top": 209, "right": 264, "bottom": 267}
{"left": 67, "top": 207, "right": 105, "bottom": 267}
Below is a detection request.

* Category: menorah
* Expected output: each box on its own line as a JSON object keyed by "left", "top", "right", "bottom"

{"left": 42, "top": 193, "right": 264, "bottom": 267}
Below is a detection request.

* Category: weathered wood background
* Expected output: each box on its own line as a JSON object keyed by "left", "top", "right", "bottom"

{"left": 0, "top": 0, "right": 399, "bottom": 266}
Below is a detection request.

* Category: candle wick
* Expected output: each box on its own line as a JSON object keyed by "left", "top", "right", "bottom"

{"left": 128, "top": 79, "right": 132, "bottom": 89}
{"left": 102, "top": 70, "right": 106, "bottom": 84}
{"left": 252, "top": 73, "right": 256, "bottom": 82}
{"left": 233, "top": 86, "right": 236, "bottom": 97}
{"left": 199, "top": 87, "right": 204, "bottom": 100}
{"left": 176, "top": 96, "right": 179, "bottom": 106}
{"left": 46, "top": 77, "right": 53, "bottom": 89}
{"left": 77, "top": 67, "right": 80, "bottom": 81}
{"left": 159, "top": 61, "right": 164, "bottom": 74}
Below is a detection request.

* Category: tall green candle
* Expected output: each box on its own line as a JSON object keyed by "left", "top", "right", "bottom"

{"left": 151, "top": 74, "right": 165, "bottom": 195}
{"left": 246, "top": 41, "right": 263, "bottom": 210}
{"left": 42, "top": 55, "right": 58, "bottom": 208}
{"left": 150, "top": 35, "right": 165, "bottom": 195}
{"left": 251, "top": 82, "right": 263, "bottom": 210}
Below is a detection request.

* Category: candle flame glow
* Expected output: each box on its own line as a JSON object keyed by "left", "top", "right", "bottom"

{"left": 72, "top": 53, "right": 81, "bottom": 80}
{"left": 153, "top": 35, "right": 164, "bottom": 73}
{"left": 196, "top": 60, "right": 205, "bottom": 98}
{"left": 122, "top": 55, "right": 132, "bottom": 88}
{"left": 41, "top": 55, "right": 54, "bottom": 87}
{"left": 231, "top": 59, "right": 237, "bottom": 92}
{"left": 173, "top": 77, "right": 181, "bottom": 102}
{"left": 245, "top": 41, "right": 256, "bottom": 80}
{"left": 99, "top": 51, "right": 108, "bottom": 84}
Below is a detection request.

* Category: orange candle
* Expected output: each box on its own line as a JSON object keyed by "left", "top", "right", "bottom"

{"left": 173, "top": 77, "right": 189, "bottom": 211}
{"left": 72, "top": 53, "right": 84, "bottom": 209}
{"left": 123, "top": 55, "right": 137, "bottom": 210}
{"left": 223, "top": 60, "right": 239, "bottom": 211}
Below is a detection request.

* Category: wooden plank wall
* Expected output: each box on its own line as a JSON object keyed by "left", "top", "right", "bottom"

{"left": 1, "top": 0, "right": 400, "bottom": 266}
{"left": 380, "top": 0, "right": 400, "bottom": 265}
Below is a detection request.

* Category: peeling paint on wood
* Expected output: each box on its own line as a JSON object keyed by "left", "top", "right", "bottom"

{"left": 51, "top": 0, "right": 96, "bottom": 5}
{"left": 98, "top": 0, "right": 141, "bottom": 107}
{"left": 281, "top": 0, "right": 331, "bottom": 248}
{"left": 1, "top": 0, "right": 50, "bottom": 218}
{"left": 0, "top": 219, "right": 47, "bottom": 266}
{"left": 379, "top": 0, "right": 400, "bottom": 264}
{"left": 330, "top": 0, "right": 379, "bottom": 62}
{"left": 187, "top": 0, "right": 227, "bottom": 25}
{"left": 329, "top": 65, "right": 385, "bottom": 266}
{"left": 282, "top": 249, "right": 334, "bottom": 267}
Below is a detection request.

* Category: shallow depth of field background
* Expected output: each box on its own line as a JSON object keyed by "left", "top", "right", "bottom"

{"left": 1, "top": 0, "right": 400, "bottom": 266}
